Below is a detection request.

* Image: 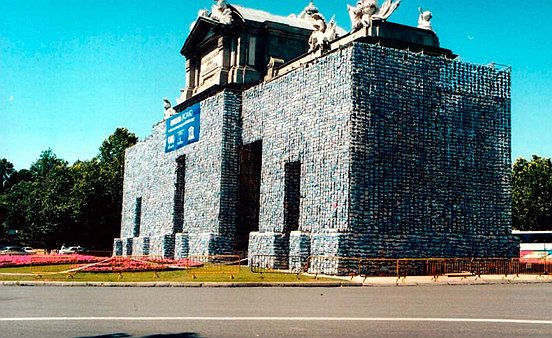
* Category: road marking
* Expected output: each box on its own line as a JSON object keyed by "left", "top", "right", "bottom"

{"left": 0, "top": 317, "right": 550, "bottom": 325}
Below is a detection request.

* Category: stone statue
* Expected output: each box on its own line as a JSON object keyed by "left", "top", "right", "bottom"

{"left": 347, "top": 0, "right": 401, "bottom": 31}
{"left": 308, "top": 14, "right": 338, "bottom": 53}
{"left": 199, "top": 0, "right": 233, "bottom": 25}
{"left": 417, "top": 7, "right": 433, "bottom": 31}
{"left": 163, "top": 98, "right": 176, "bottom": 120}
{"left": 373, "top": 0, "right": 401, "bottom": 20}
{"left": 298, "top": 1, "right": 320, "bottom": 19}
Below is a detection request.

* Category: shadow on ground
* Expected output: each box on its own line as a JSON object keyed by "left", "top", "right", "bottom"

{"left": 76, "top": 333, "right": 202, "bottom": 338}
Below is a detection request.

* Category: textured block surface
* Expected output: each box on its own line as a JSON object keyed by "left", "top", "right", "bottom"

{"left": 115, "top": 41, "right": 517, "bottom": 265}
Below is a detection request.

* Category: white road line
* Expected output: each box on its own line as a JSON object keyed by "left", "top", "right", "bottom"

{"left": 0, "top": 317, "right": 550, "bottom": 325}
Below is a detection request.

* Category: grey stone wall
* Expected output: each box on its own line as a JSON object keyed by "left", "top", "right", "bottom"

{"left": 174, "top": 233, "right": 189, "bottom": 259}
{"left": 245, "top": 41, "right": 516, "bottom": 272}
{"left": 289, "top": 231, "right": 311, "bottom": 272}
{"left": 132, "top": 236, "right": 150, "bottom": 256}
{"left": 117, "top": 90, "right": 242, "bottom": 257}
{"left": 348, "top": 42, "right": 515, "bottom": 258}
{"left": 149, "top": 234, "right": 175, "bottom": 258}
{"left": 115, "top": 39, "right": 516, "bottom": 268}
{"left": 243, "top": 47, "right": 354, "bottom": 258}
{"left": 113, "top": 239, "right": 123, "bottom": 256}
{"left": 122, "top": 238, "right": 133, "bottom": 256}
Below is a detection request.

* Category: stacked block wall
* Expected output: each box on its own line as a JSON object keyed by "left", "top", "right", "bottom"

{"left": 348, "top": 42, "right": 516, "bottom": 258}
{"left": 117, "top": 90, "right": 242, "bottom": 256}
{"left": 115, "top": 40, "right": 517, "bottom": 265}
{"left": 243, "top": 46, "right": 354, "bottom": 259}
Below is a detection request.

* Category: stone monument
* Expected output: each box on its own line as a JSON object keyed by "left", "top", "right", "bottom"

{"left": 114, "top": 1, "right": 517, "bottom": 274}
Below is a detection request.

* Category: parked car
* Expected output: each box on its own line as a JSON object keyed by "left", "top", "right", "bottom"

{"left": 0, "top": 246, "right": 30, "bottom": 255}
{"left": 59, "top": 246, "right": 86, "bottom": 255}
{"left": 23, "top": 247, "right": 34, "bottom": 254}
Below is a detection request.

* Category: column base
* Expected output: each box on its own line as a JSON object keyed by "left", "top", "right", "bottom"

{"left": 248, "top": 232, "right": 290, "bottom": 270}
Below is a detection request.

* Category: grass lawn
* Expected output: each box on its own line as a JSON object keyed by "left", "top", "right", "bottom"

{"left": 0, "top": 266, "right": 337, "bottom": 283}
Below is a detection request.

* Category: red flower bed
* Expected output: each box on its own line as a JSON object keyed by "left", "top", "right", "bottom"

{"left": 79, "top": 257, "right": 165, "bottom": 272}
{"left": 131, "top": 257, "right": 203, "bottom": 268}
{"left": 0, "top": 254, "right": 105, "bottom": 268}
{"left": 0, "top": 254, "right": 204, "bottom": 273}
{"left": 77, "top": 257, "right": 203, "bottom": 273}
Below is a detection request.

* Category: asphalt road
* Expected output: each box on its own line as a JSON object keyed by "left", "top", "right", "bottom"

{"left": 0, "top": 284, "right": 551, "bottom": 337}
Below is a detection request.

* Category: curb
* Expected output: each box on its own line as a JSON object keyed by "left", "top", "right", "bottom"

{"left": 0, "top": 278, "right": 551, "bottom": 288}
{"left": 0, "top": 281, "right": 360, "bottom": 288}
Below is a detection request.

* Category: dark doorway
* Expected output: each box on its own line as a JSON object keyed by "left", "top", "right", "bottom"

{"left": 283, "top": 161, "right": 301, "bottom": 234}
{"left": 134, "top": 197, "right": 142, "bottom": 237}
{"left": 235, "top": 141, "right": 262, "bottom": 252}
{"left": 173, "top": 155, "right": 186, "bottom": 233}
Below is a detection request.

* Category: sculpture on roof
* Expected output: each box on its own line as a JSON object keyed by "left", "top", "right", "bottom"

{"left": 163, "top": 98, "right": 176, "bottom": 120}
{"left": 298, "top": 1, "right": 320, "bottom": 19}
{"left": 199, "top": 0, "right": 234, "bottom": 25}
{"left": 308, "top": 14, "right": 338, "bottom": 53}
{"left": 417, "top": 7, "right": 433, "bottom": 31}
{"left": 347, "top": 0, "right": 401, "bottom": 31}
{"left": 291, "top": 2, "right": 339, "bottom": 53}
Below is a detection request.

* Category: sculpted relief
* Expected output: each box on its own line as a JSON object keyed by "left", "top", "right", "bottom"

{"left": 291, "top": 2, "right": 339, "bottom": 53}
{"left": 199, "top": 0, "right": 233, "bottom": 25}
{"left": 347, "top": 0, "right": 401, "bottom": 31}
{"left": 417, "top": 7, "right": 433, "bottom": 31}
{"left": 175, "top": 0, "right": 437, "bottom": 110}
{"left": 163, "top": 98, "right": 176, "bottom": 120}
{"left": 308, "top": 15, "right": 338, "bottom": 52}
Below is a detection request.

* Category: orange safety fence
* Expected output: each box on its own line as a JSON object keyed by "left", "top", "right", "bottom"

{"left": 250, "top": 255, "right": 305, "bottom": 274}
{"left": 303, "top": 256, "right": 551, "bottom": 278}
{"left": 187, "top": 255, "right": 241, "bottom": 278}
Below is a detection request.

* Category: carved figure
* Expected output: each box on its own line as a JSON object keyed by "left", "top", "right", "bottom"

{"left": 417, "top": 7, "right": 433, "bottom": 31}
{"left": 373, "top": 0, "right": 401, "bottom": 20}
{"left": 347, "top": 0, "right": 401, "bottom": 31}
{"left": 298, "top": 1, "right": 320, "bottom": 19}
{"left": 199, "top": 0, "right": 233, "bottom": 25}
{"left": 163, "top": 98, "right": 176, "bottom": 119}
{"left": 211, "top": 0, "right": 233, "bottom": 25}
{"left": 308, "top": 14, "right": 338, "bottom": 53}
{"left": 347, "top": 0, "right": 377, "bottom": 30}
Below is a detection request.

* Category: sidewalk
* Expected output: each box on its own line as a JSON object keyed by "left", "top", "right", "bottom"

{"left": 1, "top": 274, "right": 551, "bottom": 287}
{"left": 345, "top": 274, "right": 552, "bottom": 287}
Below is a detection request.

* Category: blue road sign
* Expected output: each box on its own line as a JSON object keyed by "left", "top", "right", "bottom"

{"left": 165, "top": 103, "right": 201, "bottom": 153}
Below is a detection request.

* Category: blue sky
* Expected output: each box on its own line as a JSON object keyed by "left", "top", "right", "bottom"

{"left": 1, "top": 0, "right": 551, "bottom": 169}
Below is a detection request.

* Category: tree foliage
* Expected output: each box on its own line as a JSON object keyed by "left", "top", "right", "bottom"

{"left": 0, "top": 128, "right": 137, "bottom": 249}
{"left": 0, "top": 158, "right": 16, "bottom": 194}
{"left": 512, "top": 155, "right": 552, "bottom": 231}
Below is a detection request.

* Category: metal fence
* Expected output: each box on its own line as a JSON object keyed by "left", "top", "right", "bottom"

{"left": 187, "top": 255, "right": 241, "bottom": 279}
{"left": 250, "top": 255, "right": 305, "bottom": 275}
{"left": 249, "top": 255, "right": 551, "bottom": 279}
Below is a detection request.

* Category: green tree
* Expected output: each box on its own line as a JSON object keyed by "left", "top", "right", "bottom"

{"left": 70, "top": 159, "right": 103, "bottom": 247}
{"left": 0, "top": 194, "right": 8, "bottom": 238}
{"left": 512, "top": 155, "right": 552, "bottom": 231}
{"left": 2, "top": 129, "right": 137, "bottom": 249}
{"left": 70, "top": 128, "right": 137, "bottom": 249}
{"left": 2, "top": 181, "right": 33, "bottom": 242}
{"left": 3, "top": 150, "right": 75, "bottom": 248}
{"left": 99, "top": 128, "right": 138, "bottom": 165}
{"left": 95, "top": 128, "right": 138, "bottom": 248}
{"left": 0, "top": 158, "right": 16, "bottom": 194}
{"left": 0, "top": 159, "right": 32, "bottom": 237}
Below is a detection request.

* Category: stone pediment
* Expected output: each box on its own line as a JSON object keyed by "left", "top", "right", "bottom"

{"left": 180, "top": 3, "right": 323, "bottom": 102}
{"left": 181, "top": 17, "right": 231, "bottom": 57}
